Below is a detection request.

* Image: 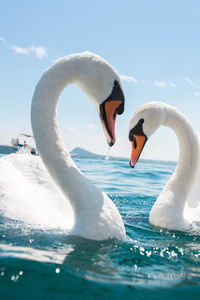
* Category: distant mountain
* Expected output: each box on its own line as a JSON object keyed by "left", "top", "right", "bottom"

{"left": 70, "top": 147, "right": 177, "bottom": 166}
{"left": 0, "top": 144, "right": 176, "bottom": 166}
{"left": 70, "top": 147, "right": 128, "bottom": 161}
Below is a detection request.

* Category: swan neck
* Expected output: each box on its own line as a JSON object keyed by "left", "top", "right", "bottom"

{"left": 162, "top": 107, "right": 200, "bottom": 207}
{"left": 31, "top": 56, "right": 101, "bottom": 216}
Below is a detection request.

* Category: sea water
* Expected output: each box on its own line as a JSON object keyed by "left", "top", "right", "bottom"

{"left": 0, "top": 154, "right": 200, "bottom": 299}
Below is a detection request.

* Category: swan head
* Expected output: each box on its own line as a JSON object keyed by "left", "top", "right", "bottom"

{"left": 99, "top": 80, "right": 125, "bottom": 146}
{"left": 128, "top": 102, "right": 166, "bottom": 167}
{"left": 77, "top": 52, "right": 125, "bottom": 146}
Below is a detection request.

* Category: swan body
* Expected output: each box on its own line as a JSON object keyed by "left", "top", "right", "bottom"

{"left": 31, "top": 52, "right": 125, "bottom": 240}
{"left": 129, "top": 102, "right": 200, "bottom": 231}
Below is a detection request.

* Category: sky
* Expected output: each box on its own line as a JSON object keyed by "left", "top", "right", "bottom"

{"left": 1, "top": 0, "right": 200, "bottom": 161}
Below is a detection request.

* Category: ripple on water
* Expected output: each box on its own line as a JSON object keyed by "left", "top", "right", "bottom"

{"left": 1, "top": 156, "right": 200, "bottom": 299}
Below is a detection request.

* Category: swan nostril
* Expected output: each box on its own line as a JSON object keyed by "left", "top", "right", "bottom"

{"left": 117, "top": 102, "right": 124, "bottom": 115}
{"left": 133, "top": 136, "right": 137, "bottom": 149}
{"left": 114, "top": 80, "right": 118, "bottom": 87}
{"left": 113, "top": 107, "right": 118, "bottom": 120}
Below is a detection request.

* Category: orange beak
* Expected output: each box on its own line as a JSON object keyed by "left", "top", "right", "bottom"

{"left": 130, "top": 135, "right": 147, "bottom": 168}
{"left": 100, "top": 100, "right": 123, "bottom": 146}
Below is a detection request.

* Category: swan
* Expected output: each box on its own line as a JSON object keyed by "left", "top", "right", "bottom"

{"left": 30, "top": 51, "right": 126, "bottom": 240}
{"left": 128, "top": 101, "right": 200, "bottom": 231}
{"left": 31, "top": 52, "right": 125, "bottom": 240}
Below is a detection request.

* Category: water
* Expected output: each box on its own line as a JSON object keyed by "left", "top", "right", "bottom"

{"left": 1, "top": 154, "right": 200, "bottom": 299}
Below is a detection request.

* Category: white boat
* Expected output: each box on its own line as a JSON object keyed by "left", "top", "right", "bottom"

{"left": 0, "top": 134, "right": 37, "bottom": 155}
{"left": 0, "top": 145, "right": 18, "bottom": 154}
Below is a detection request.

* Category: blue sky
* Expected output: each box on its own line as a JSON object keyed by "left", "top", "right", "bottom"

{"left": 1, "top": 0, "right": 200, "bottom": 160}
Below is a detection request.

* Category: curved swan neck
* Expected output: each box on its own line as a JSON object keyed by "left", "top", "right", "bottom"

{"left": 162, "top": 106, "right": 200, "bottom": 208}
{"left": 31, "top": 54, "right": 104, "bottom": 216}
{"left": 31, "top": 53, "right": 126, "bottom": 240}
{"left": 31, "top": 55, "right": 84, "bottom": 159}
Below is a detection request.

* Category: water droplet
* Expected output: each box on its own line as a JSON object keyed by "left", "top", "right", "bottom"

{"left": 171, "top": 250, "right": 177, "bottom": 257}
{"left": 105, "top": 146, "right": 110, "bottom": 160}
{"left": 146, "top": 251, "right": 152, "bottom": 257}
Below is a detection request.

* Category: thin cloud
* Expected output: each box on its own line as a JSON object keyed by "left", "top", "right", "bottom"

{"left": 120, "top": 74, "right": 143, "bottom": 84}
{"left": 169, "top": 82, "right": 176, "bottom": 88}
{"left": 184, "top": 77, "right": 200, "bottom": 96}
{"left": 185, "top": 77, "right": 194, "bottom": 85}
{"left": 154, "top": 81, "right": 166, "bottom": 87}
{"left": 30, "top": 45, "right": 47, "bottom": 59}
{"left": 154, "top": 81, "right": 176, "bottom": 88}
{"left": 65, "top": 126, "right": 75, "bottom": 132}
{"left": 0, "top": 36, "right": 6, "bottom": 43}
{"left": 11, "top": 44, "right": 47, "bottom": 59}
{"left": 86, "top": 123, "right": 96, "bottom": 129}
{"left": 184, "top": 77, "right": 200, "bottom": 88}
{"left": 11, "top": 45, "right": 29, "bottom": 55}
{"left": 194, "top": 91, "right": 200, "bottom": 96}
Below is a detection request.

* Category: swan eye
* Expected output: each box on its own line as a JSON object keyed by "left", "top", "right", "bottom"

{"left": 129, "top": 118, "right": 146, "bottom": 142}
{"left": 129, "top": 134, "right": 133, "bottom": 141}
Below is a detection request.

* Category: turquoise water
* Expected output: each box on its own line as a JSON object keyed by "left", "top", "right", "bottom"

{"left": 1, "top": 155, "right": 200, "bottom": 299}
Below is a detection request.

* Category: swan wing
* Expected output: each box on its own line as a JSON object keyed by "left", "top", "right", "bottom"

{"left": 0, "top": 154, "right": 73, "bottom": 229}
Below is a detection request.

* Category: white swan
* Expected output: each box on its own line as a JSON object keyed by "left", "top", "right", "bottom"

{"left": 0, "top": 52, "right": 126, "bottom": 241}
{"left": 128, "top": 101, "right": 200, "bottom": 231}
